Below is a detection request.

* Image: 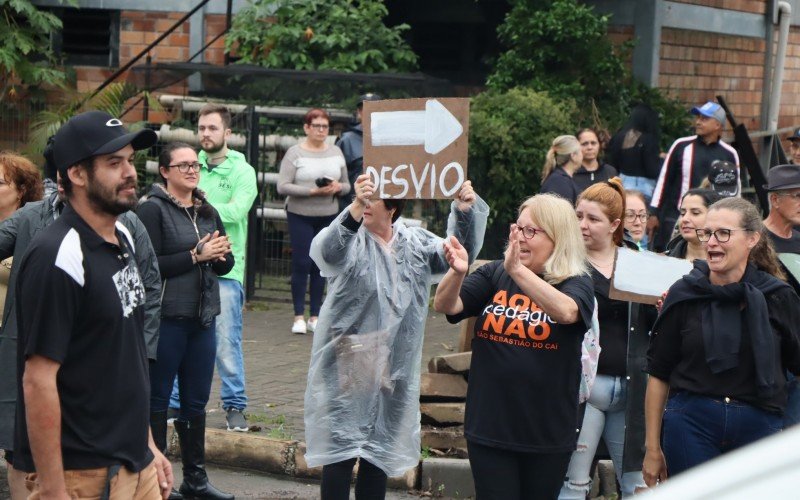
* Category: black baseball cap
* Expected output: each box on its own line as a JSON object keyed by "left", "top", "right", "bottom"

{"left": 708, "top": 160, "right": 739, "bottom": 197}
{"left": 52, "top": 110, "right": 158, "bottom": 175}
{"left": 788, "top": 127, "right": 800, "bottom": 143}
{"left": 766, "top": 164, "right": 800, "bottom": 191}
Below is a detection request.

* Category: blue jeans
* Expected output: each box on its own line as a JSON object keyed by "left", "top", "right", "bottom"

{"left": 560, "top": 375, "right": 645, "bottom": 499}
{"left": 784, "top": 375, "right": 800, "bottom": 428}
{"left": 286, "top": 211, "right": 336, "bottom": 317}
{"left": 619, "top": 174, "right": 656, "bottom": 204}
{"left": 662, "top": 392, "right": 782, "bottom": 477}
{"left": 170, "top": 278, "right": 247, "bottom": 411}
{"left": 151, "top": 318, "right": 216, "bottom": 419}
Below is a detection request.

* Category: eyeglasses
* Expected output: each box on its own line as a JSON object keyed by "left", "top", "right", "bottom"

{"left": 624, "top": 211, "right": 648, "bottom": 223}
{"left": 513, "top": 223, "right": 547, "bottom": 240}
{"left": 777, "top": 191, "right": 800, "bottom": 201}
{"left": 695, "top": 228, "right": 749, "bottom": 243}
{"left": 168, "top": 162, "right": 202, "bottom": 173}
{"left": 308, "top": 124, "right": 329, "bottom": 130}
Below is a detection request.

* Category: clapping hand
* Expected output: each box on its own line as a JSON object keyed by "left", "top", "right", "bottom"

{"left": 504, "top": 224, "right": 522, "bottom": 275}
{"left": 196, "top": 230, "right": 231, "bottom": 263}
{"left": 443, "top": 236, "right": 468, "bottom": 274}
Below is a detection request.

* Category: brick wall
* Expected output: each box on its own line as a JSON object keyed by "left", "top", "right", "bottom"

{"left": 658, "top": 27, "right": 767, "bottom": 129}
{"left": 669, "top": 0, "right": 765, "bottom": 14}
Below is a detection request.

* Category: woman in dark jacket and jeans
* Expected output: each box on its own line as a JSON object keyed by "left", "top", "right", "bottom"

{"left": 138, "top": 142, "right": 234, "bottom": 500}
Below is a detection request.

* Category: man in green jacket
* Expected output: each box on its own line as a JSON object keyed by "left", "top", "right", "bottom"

{"left": 169, "top": 104, "right": 258, "bottom": 432}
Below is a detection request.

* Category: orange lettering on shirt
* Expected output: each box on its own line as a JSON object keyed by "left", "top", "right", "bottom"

{"left": 507, "top": 294, "right": 531, "bottom": 311}
{"left": 483, "top": 313, "right": 505, "bottom": 334}
{"left": 492, "top": 290, "right": 508, "bottom": 306}
{"left": 528, "top": 322, "right": 551, "bottom": 341}
{"left": 505, "top": 318, "right": 527, "bottom": 339}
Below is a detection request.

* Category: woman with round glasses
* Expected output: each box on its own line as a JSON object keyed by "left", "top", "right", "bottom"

{"left": 137, "top": 141, "right": 234, "bottom": 499}
{"left": 664, "top": 188, "right": 721, "bottom": 262}
{"left": 434, "top": 193, "right": 595, "bottom": 499}
{"left": 540, "top": 135, "right": 583, "bottom": 205}
{"left": 278, "top": 108, "right": 351, "bottom": 335}
{"left": 643, "top": 197, "right": 800, "bottom": 486}
{"left": 623, "top": 190, "right": 649, "bottom": 250}
{"left": 560, "top": 179, "right": 649, "bottom": 498}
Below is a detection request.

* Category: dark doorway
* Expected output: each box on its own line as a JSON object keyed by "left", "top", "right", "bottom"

{"left": 385, "top": 0, "right": 510, "bottom": 92}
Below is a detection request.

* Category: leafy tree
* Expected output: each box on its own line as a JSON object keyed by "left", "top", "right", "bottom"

{"left": 226, "top": 0, "right": 418, "bottom": 73}
{"left": 487, "top": 0, "right": 688, "bottom": 143}
{"left": 0, "top": 0, "right": 68, "bottom": 104}
{"left": 469, "top": 87, "right": 578, "bottom": 256}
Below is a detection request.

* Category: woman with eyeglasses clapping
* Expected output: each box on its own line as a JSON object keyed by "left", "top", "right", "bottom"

{"left": 138, "top": 141, "right": 234, "bottom": 500}
{"left": 643, "top": 197, "right": 800, "bottom": 487}
{"left": 278, "top": 108, "right": 351, "bottom": 335}
{"left": 434, "top": 194, "right": 595, "bottom": 500}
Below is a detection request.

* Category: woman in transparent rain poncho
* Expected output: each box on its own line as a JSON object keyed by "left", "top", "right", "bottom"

{"left": 304, "top": 173, "right": 488, "bottom": 499}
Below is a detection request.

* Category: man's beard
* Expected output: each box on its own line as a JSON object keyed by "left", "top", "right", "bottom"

{"left": 86, "top": 171, "right": 138, "bottom": 216}
{"left": 201, "top": 138, "right": 224, "bottom": 154}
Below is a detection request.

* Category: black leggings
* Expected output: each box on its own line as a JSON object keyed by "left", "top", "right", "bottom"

{"left": 321, "top": 457, "right": 387, "bottom": 500}
{"left": 467, "top": 441, "right": 572, "bottom": 500}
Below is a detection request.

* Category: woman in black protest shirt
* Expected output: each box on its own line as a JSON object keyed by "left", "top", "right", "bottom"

{"left": 434, "top": 193, "right": 595, "bottom": 499}
{"left": 643, "top": 197, "right": 800, "bottom": 486}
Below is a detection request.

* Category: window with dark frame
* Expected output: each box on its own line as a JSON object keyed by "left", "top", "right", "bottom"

{"left": 51, "top": 8, "right": 120, "bottom": 67}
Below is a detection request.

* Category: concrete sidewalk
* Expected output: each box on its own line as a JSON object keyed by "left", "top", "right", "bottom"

{"left": 204, "top": 300, "right": 463, "bottom": 443}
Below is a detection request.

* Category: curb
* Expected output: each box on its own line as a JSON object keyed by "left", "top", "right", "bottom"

{"left": 166, "top": 426, "right": 426, "bottom": 491}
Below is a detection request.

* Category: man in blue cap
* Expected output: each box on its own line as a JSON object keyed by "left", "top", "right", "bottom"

{"left": 648, "top": 100, "right": 740, "bottom": 251}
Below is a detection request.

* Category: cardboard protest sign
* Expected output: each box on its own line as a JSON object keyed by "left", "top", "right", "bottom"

{"left": 609, "top": 247, "right": 693, "bottom": 304}
{"left": 362, "top": 98, "right": 470, "bottom": 199}
{"left": 779, "top": 253, "right": 800, "bottom": 284}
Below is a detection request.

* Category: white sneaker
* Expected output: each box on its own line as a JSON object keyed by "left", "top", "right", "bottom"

{"left": 307, "top": 318, "right": 318, "bottom": 333}
{"left": 291, "top": 318, "right": 306, "bottom": 334}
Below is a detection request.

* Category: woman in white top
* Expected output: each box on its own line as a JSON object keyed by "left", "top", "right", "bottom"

{"left": 278, "top": 108, "right": 350, "bottom": 334}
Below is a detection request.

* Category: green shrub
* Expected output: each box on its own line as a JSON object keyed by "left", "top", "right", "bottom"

{"left": 469, "top": 87, "right": 578, "bottom": 257}
{"left": 487, "top": 0, "right": 691, "bottom": 149}
{"left": 226, "top": 0, "right": 418, "bottom": 73}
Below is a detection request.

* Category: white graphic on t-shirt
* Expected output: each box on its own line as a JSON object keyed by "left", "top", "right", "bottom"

{"left": 113, "top": 263, "right": 145, "bottom": 317}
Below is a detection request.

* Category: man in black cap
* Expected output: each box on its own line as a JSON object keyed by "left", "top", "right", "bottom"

{"left": 335, "top": 93, "right": 382, "bottom": 210}
{"left": 763, "top": 164, "right": 800, "bottom": 428}
{"left": 13, "top": 111, "right": 172, "bottom": 499}
{"left": 786, "top": 127, "right": 800, "bottom": 165}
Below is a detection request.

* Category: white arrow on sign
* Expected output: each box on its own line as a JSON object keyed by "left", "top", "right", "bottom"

{"left": 370, "top": 99, "right": 463, "bottom": 155}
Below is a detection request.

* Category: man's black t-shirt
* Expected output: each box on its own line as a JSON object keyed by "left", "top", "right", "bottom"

{"left": 13, "top": 205, "right": 152, "bottom": 472}
{"left": 647, "top": 287, "right": 800, "bottom": 413}
{"left": 590, "top": 267, "right": 628, "bottom": 376}
{"left": 447, "top": 261, "right": 594, "bottom": 453}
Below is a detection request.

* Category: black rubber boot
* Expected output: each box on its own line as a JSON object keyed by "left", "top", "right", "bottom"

{"left": 150, "top": 410, "right": 184, "bottom": 500}
{"left": 175, "top": 414, "right": 234, "bottom": 500}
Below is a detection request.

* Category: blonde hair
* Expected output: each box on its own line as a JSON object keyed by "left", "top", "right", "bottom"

{"left": 542, "top": 135, "right": 580, "bottom": 182}
{"left": 518, "top": 193, "right": 588, "bottom": 284}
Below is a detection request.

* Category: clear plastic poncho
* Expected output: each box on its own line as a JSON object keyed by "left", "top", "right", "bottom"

{"left": 304, "top": 197, "right": 488, "bottom": 477}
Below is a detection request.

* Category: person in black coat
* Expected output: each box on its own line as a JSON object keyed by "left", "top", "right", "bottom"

{"left": 644, "top": 197, "right": 800, "bottom": 486}
{"left": 540, "top": 135, "right": 583, "bottom": 205}
{"left": 137, "top": 142, "right": 234, "bottom": 500}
